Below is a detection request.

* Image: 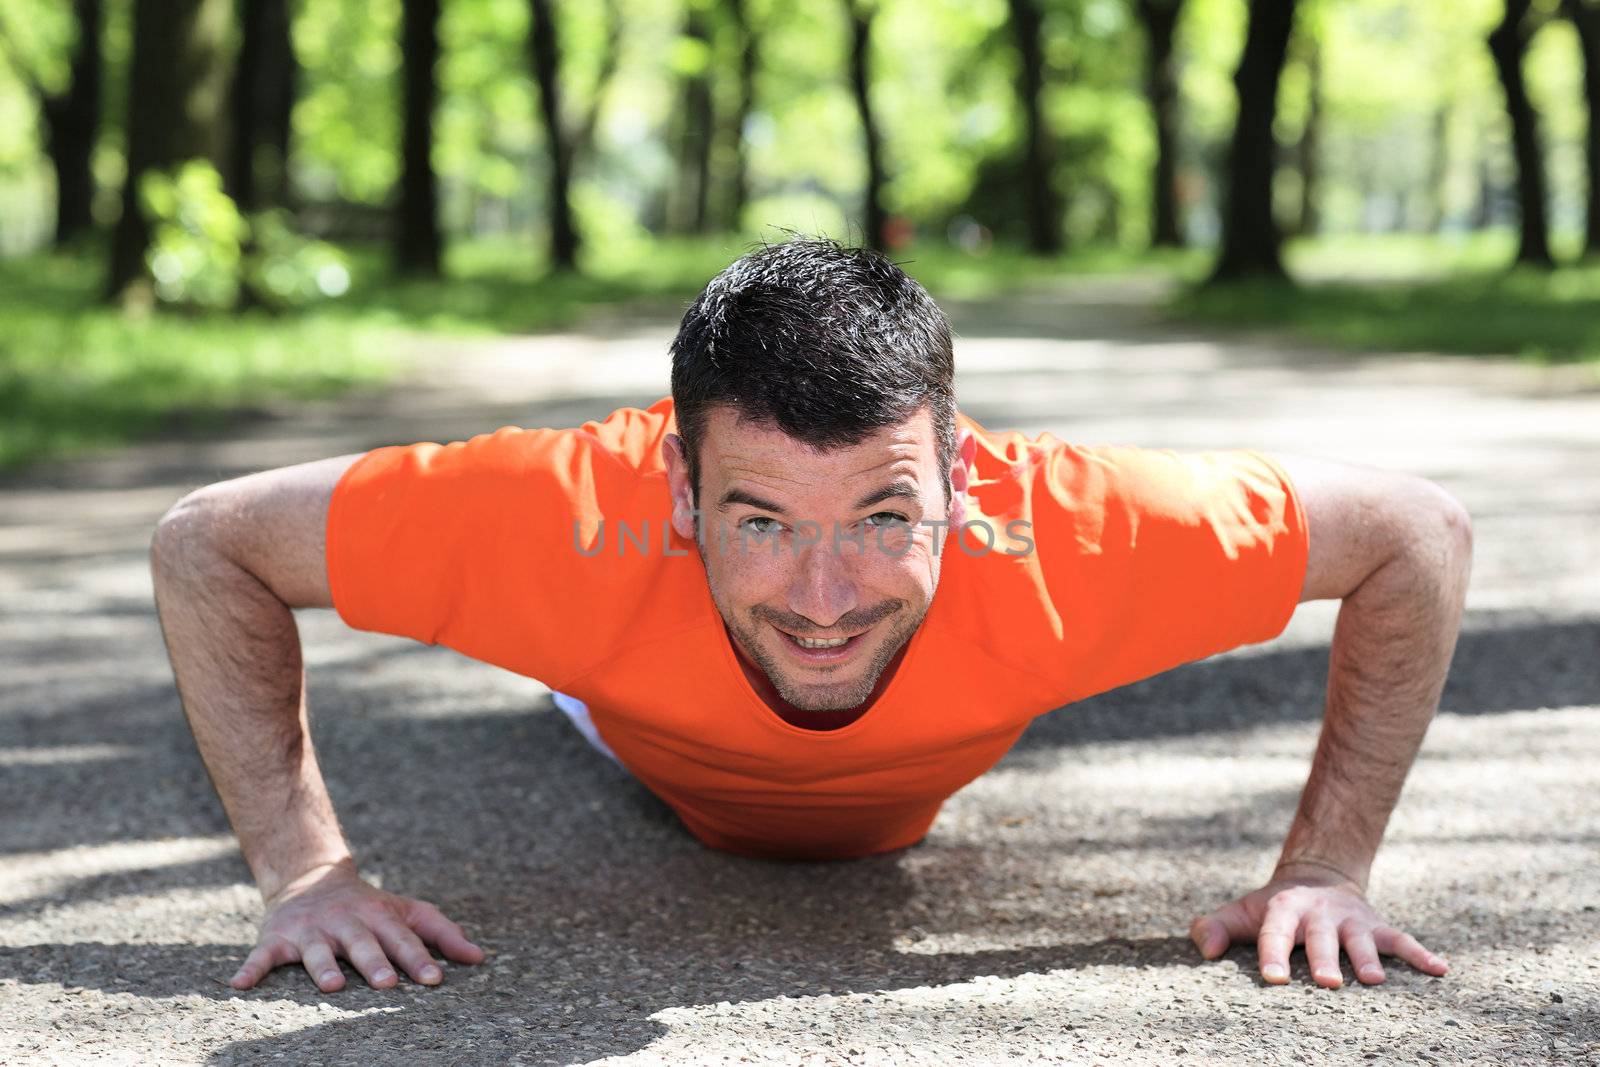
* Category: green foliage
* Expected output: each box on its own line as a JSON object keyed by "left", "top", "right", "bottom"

{"left": 139, "top": 160, "right": 351, "bottom": 310}
{"left": 0, "top": 0, "right": 1596, "bottom": 283}
{"left": 0, "top": 0, "right": 76, "bottom": 250}
{"left": 0, "top": 248, "right": 399, "bottom": 473}
{"left": 293, "top": 0, "right": 402, "bottom": 204}
{"left": 6, "top": 230, "right": 1195, "bottom": 471}
{"left": 438, "top": 0, "right": 535, "bottom": 211}
{"left": 876, "top": 0, "right": 1014, "bottom": 227}
{"left": 1173, "top": 234, "right": 1600, "bottom": 370}
{"left": 140, "top": 161, "right": 249, "bottom": 308}
{"left": 245, "top": 209, "right": 354, "bottom": 309}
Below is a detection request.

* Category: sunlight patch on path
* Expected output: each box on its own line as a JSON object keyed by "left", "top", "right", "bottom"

{"left": 0, "top": 981, "right": 399, "bottom": 1067}
{"left": 0, "top": 744, "right": 142, "bottom": 768}
{"left": 0, "top": 836, "right": 240, "bottom": 908}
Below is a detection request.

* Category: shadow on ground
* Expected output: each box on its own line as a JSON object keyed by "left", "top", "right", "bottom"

{"left": 2, "top": 609, "right": 1596, "bottom": 1062}
{"left": 4, "top": 302, "right": 1598, "bottom": 1062}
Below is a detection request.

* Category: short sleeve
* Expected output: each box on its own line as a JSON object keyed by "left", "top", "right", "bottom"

{"left": 324, "top": 402, "right": 680, "bottom": 687}
{"left": 1043, "top": 443, "right": 1309, "bottom": 700}
{"left": 951, "top": 431, "right": 1310, "bottom": 707}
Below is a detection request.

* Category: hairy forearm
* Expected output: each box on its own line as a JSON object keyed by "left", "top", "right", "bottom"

{"left": 1275, "top": 507, "right": 1472, "bottom": 890}
{"left": 150, "top": 507, "right": 353, "bottom": 903}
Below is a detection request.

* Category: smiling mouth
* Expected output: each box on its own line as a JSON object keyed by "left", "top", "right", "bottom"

{"left": 773, "top": 623, "right": 872, "bottom": 659}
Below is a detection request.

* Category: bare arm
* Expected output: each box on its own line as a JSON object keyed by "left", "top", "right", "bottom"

{"left": 150, "top": 454, "right": 357, "bottom": 900}
{"left": 1191, "top": 453, "right": 1473, "bottom": 987}
{"left": 1273, "top": 490, "right": 1473, "bottom": 888}
{"left": 1267, "top": 452, "right": 1474, "bottom": 886}
{"left": 150, "top": 454, "right": 485, "bottom": 991}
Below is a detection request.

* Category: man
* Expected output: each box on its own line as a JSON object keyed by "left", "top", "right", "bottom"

{"left": 150, "top": 238, "right": 1471, "bottom": 996}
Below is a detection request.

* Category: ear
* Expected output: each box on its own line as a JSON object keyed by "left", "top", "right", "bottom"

{"left": 946, "top": 426, "right": 978, "bottom": 528}
{"left": 662, "top": 433, "right": 698, "bottom": 540}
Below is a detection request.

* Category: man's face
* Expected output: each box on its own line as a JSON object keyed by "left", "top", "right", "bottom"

{"left": 664, "top": 404, "right": 976, "bottom": 714}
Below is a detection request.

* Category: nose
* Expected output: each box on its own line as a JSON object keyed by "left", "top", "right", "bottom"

{"left": 786, "top": 538, "right": 859, "bottom": 630}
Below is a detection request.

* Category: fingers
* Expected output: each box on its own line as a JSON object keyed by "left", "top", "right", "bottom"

{"left": 1197, "top": 881, "right": 1447, "bottom": 989}
{"left": 372, "top": 917, "right": 445, "bottom": 986}
{"left": 1303, "top": 913, "right": 1343, "bottom": 989}
{"left": 233, "top": 890, "right": 484, "bottom": 992}
{"left": 1342, "top": 922, "right": 1386, "bottom": 985}
{"left": 327, "top": 920, "right": 405, "bottom": 989}
{"left": 230, "top": 934, "right": 297, "bottom": 990}
{"left": 1189, "top": 899, "right": 1253, "bottom": 960}
{"left": 1189, "top": 915, "right": 1226, "bottom": 960}
{"left": 1256, "top": 896, "right": 1303, "bottom": 984}
{"left": 300, "top": 937, "right": 347, "bottom": 993}
{"left": 1373, "top": 924, "right": 1449, "bottom": 977}
{"left": 405, "top": 899, "right": 488, "bottom": 965}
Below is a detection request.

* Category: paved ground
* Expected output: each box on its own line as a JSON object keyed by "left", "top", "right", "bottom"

{"left": 2, "top": 283, "right": 1597, "bottom": 1065}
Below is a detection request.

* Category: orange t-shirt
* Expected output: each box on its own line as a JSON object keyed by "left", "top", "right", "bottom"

{"left": 326, "top": 396, "right": 1308, "bottom": 860}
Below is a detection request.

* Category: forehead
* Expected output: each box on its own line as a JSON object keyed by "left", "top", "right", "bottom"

{"left": 698, "top": 405, "right": 938, "bottom": 481}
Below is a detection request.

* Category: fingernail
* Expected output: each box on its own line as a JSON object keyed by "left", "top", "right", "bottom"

{"left": 373, "top": 969, "right": 394, "bottom": 983}
{"left": 421, "top": 965, "right": 441, "bottom": 981}
{"left": 321, "top": 970, "right": 340, "bottom": 985}
{"left": 1263, "top": 964, "right": 1287, "bottom": 980}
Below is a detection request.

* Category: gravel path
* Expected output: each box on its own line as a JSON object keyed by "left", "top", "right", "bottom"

{"left": 2, "top": 286, "right": 1597, "bottom": 1065}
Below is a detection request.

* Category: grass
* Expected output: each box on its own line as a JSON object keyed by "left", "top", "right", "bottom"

{"left": 328, "top": 234, "right": 1205, "bottom": 334}
{"left": 1172, "top": 231, "right": 1600, "bottom": 374}
{"left": 0, "top": 233, "right": 1191, "bottom": 474}
{"left": 9, "top": 227, "right": 1596, "bottom": 476}
{"left": 0, "top": 253, "right": 407, "bottom": 475}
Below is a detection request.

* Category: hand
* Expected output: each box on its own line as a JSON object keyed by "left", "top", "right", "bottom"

{"left": 229, "top": 858, "right": 488, "bottom": 992}
{"left": 1189, "top": 863, "right": 1450, "bottom": 988}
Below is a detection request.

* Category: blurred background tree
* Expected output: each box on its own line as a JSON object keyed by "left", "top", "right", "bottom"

{"left": 106, "top": 0, "right": 230, "bottom": 301}
{"left": 229, "top": 0, "right": 294, "bottom": 213}
{"left": 397, "top": 0, "right": 442, "bottom": 275}
{"left": 2, "top": 0, "right": 1599, "bottom": 468}
{"left": 1, "top": 0, "right": 1593, "bottom": 276}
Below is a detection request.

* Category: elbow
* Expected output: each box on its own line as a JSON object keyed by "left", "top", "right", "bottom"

{"left": 150, "top": 490, "right": 224, "bottom": 579}
{"left": 1399, "top": 479, "right": 1473, "bottom": 575}
{"left": 1432, "top": 485, "right": 1473, "bottom": 565}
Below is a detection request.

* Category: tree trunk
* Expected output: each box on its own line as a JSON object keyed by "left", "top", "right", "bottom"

{"left": 396, "top": 0, "right": 442, "bottom": 276}
{"left": 107, "top": 0, "right": 230, "bottom": 301}
{"left": 720, "top": 0, "right": 757, "bottom": 233}
{"left": 1007, "top": 0, "right": 1062, "bottom": 254}
{"left": 667, "top": 2, "right": 715, "bottom": 235}
{"left": 1488, "top": 0, "right": 1554, "bottom": 268}
{"left": 1208, "top": 0, "right": 1297, "bottom": 283}
{"left": 846, "top": 0, "right": 886, "bottom": 251}
{"left": 41, "top": 0, "right": 103, "bottom": 247}
{"left": 1473, "top": 151, "right": 1496, "bottom": 230}
{"left": 1425, "top": 105, "right": 1450, "bottom": 232}
{"left": 530, "top": 0, "right": 579, "bottom": 271}
{"left": 1565, "top": 0, "right": 1600, "bottom": 257}
{"left": 228, "top": 0, "right": 295, "bottom": 212}
{"left": 1135, "top": 0, "right": 1183, "bottom": 248}
{"left": 1296, "top": 34, "right": 1321, "bottom": 237}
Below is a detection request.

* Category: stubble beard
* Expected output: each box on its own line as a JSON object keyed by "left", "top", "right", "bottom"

{"left": 698, "top": 546, "right": 930, "bottom": 714}
{"left": 743, "top": 601, "right": 924, "bottom": 712}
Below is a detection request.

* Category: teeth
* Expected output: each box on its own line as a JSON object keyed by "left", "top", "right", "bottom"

{"left": 794, "top": 635, "right": 849, "bottom": 648}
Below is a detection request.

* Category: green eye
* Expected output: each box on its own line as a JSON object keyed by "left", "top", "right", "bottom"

{"left": 741, "top": 516, "right": 783, "bottom": 535}
{"left": 863, "top": 512, "right": 909, "bottom": 528}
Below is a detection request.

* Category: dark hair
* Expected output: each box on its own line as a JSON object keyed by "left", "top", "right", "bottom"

{"left": 669, "top": 236, "right": 957, "bottom": 510}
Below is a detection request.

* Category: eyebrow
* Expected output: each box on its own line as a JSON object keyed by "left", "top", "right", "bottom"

{"left": 715, "top": 479, "right": 923, "bottom": 516}
{"left": 851, "top": 480, "right": 923, "bottom": 511}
